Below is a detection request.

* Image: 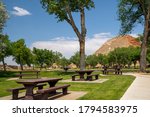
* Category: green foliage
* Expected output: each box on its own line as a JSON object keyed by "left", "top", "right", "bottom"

{"left": 70, "top": 51, "right": 80, "bottom": 67}
{"left": 0, "top": 34, "right": 12, "bottom": 60}
{"left": 0, "top": 71, "right": 17, "bottom": 78}
{"left": 40, "top": 0, "right": 94, "bottom": 22}
{"left": 97, "top": 54, "right": 109, "bottom": 65}
{"left": 33, "top": 47, "right": 62, "bottom": 69}
{"left": 86, "top": 54, "right": 98, "bottom": 68}
{"left": 12, "top": 39, "right": 33, "bottom": 70}
{"left": 0, "top": 1, "right": 8, "bottom": 33}
{"left": 33, "top": 48, "right": 49, "bottom": 68}
{"left": 52, "top": 51, "right": 62, "bottom": 64}
{"left": 118, "top": 0, "right": 144, "bottom": 34}
{"left": 0, "top": 34, "right": 12, "bottom": 71}
{"left": 59, "top": 57, "right": 70, "bottom": 67}
{"left": 118, "top": 0, "right": 150, "bottom": 71}
{"left": 108, "top": 47, "right": 140, "bottom": 67}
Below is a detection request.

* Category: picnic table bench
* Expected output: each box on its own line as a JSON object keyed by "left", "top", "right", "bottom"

{"left": 8, "top": 78, "right": 70, "bottom": 100}
{"left": 37, "top": 84, "right": 70, "bottom": 100}
{"left": 72, "top": 74, "right": 80, "bottom": 81}
{"left": 16, "top": 70, "right": 40, "bottom": 79}
{"left": 7, "top": 83, "right": 47, "bottom": 100}
{"left": 87, "top": 74, "right": 99, "bottom": 81}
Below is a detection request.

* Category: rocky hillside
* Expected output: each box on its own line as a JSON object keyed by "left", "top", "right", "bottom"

{"left": 95, "top": 35, "right": 140, "bottom": 55}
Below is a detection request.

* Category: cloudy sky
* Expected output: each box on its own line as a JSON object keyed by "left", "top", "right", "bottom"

{"left": 2, "top": 0, "right": 143, "bottom": 65}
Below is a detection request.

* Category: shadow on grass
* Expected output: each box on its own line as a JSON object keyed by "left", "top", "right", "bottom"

{"left": 0, "top": 71, "right": 17, "bottom": 78}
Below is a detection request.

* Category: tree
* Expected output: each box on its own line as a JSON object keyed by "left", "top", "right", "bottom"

{"left": 33, "top": 48, "right": 47, "bottom": 69}
{"left": 107, "top": 47, "right": 140, "bottom": 68}
{"left": 97, "top": 54, "right": 109, "bottom": 66}
{"left": 32, "top": 48, "right": 61, "bottom": 69}
{"left": 108, "top": 48, "right": 129, "bottom": 67}
{"left": 12, "top": 39, "right": 32, "bottom": 70}
{"left": 0, "top": 1, "right": 8, "bottom": 33}
{"left": 40, "top": 0, "right": 94, "bottom": 70}
{"left": 70, "top": 51, "right": 80, "bottom": 68}
{"left": 0, "top": 34, "right": 12, "bottom": 71}
{"left": 24, "top": 48, "right": 33, "bottom": 67}
{"left": 118, "top": 0, "right": 150, "bottom": 72}
{"left": 52, "top": 51, "right": 62, "bottom": 65}
{"left": 130, "top": 47, "right": 140, "bottom": 68}
{"left": 86, "top": 54, "right": 98, "bottom": 68}
{"left": 59, "top": 57, "right": 70, "bottom": 68}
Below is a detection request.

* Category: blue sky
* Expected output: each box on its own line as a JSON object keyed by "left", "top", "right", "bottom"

{"left": 2, "top": 0, "right": 143, "bottom": 65}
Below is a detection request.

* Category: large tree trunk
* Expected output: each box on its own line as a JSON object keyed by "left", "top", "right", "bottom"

{"left": 80, "top": 8, "right": 86, "bottom": 70}
{"left": 65, "top": 7, "right": 86, "bottom": 70}
{"left": 79, "top": 40, "right": 85, "bottom": 70}
{"left": 2, "top": 57, "right": 6, "bottom": 71}
{"left": 20, "top": 63, "right": 23, "bottom": 70}
{"left": 140, "top": 13, "right": 150, "bottom": 72}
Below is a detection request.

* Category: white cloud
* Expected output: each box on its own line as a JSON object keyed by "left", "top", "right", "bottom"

{"left": 2, "top": 33, "right": 139, "bottom": 65}
{"left": 12, "top": 6, "right": 31, "bottom": 16}
{"left": 129, "top": 34, "right": 139, "bottom": 38}
{"left": 0, "top": 56, "right": 18, "bottom": 66}
{"left": 31, "top": 32, "right": 113, "bottom": 58}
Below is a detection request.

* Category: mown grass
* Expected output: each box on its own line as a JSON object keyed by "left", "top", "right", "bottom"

{"left": 59, "top": 75, "right": 135, "bottom": 100}
{"left": 0, "top": 70, "right": 135, "bottom": 100}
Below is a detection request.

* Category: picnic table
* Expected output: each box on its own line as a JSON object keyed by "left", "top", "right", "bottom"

{"left": 63, "top": 66, "right": 70, "bottom": 72}
{"left": 102, "top": 65, "right": 122, "bottom": 75}
{"left": 17, "top": 70, "right": 40, "bottom": 79}
{"left": 75, "top": 70, "right": 94, "bottom": 80}
{"left": 16, "top": 78, "right": 62, "bottom": 100}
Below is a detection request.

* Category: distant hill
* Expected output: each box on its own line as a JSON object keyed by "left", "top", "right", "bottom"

{"left": 95, "top": 35, "right": 141, "bottom": 55}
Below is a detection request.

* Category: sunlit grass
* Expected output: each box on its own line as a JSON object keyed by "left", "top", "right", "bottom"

{"left": 0, "top": 71, "right": 135, "bottom": 100}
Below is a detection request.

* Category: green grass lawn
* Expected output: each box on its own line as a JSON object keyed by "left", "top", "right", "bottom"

{"left": 0, "top": 70, "right": 135, "bottom": 100}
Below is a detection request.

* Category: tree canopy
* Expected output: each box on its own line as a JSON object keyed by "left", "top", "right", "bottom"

{"left": 12, "top": 39, "right": 32, "bottom": 70}
{"left": 70, "top": 51, "right": 80, "bottom": 68}
{"left": 118, "top": 0, "right": 150, "bottom": 72}
{"left": 0, "top": 34, "right": 12, "bottom": 71}
{"left": 0, "top": 1, "right": 8, "bottom": 33}
{"left": 40, "top": 0, "right": 94, "bottom": 22}
{"left": 118, "top": 0, "right": 150, "bottom": 34}
{"left": 33, "top": 47, "right": 62, "bottom": 69}
{"left": 40, "top": 0, "right": 94, "bottom": 70}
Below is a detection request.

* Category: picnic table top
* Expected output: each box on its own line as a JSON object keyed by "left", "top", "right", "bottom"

{"left": 16, "top": 78, "right": 63, "bottom": 84}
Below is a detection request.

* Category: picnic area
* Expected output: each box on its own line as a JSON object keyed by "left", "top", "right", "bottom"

{"left": 0, "top": 69, "right": 136, "bottom": 100}
{"left": 1, "top": 1, "right": 150, "bottom": 100}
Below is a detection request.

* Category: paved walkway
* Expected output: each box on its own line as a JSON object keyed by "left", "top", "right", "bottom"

{"left": 0, "top": 91, "right": 87, "bottom": 100}
{"left": 121, "top": 73, "right": 150, "bottom": 100}
{"left": 60, "top": 79, "right": 108, "bottom": 83}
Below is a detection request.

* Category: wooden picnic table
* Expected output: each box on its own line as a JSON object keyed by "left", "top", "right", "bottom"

{"left": 102, "top": 65, "right": 122, "bottom": 75}
{"left": 16, "top": 78, "right": 62, "bottom": 100}
{"left": 75, "top": 70, "right": 94, "bottom": 80}
{"left": 17, "top": 70, "right": 40, "bottom": 79}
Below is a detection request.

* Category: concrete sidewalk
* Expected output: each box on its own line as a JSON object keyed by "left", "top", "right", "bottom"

{"left": 121, "top": 73, "right": 150, "bottom": 100}
{"left": 0, "top": 91, "right": 87, "bottom": 100}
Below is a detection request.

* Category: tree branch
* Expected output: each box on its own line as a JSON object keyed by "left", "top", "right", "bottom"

{"left": 64, "top": 5, "right": 82, "bottom": 41}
